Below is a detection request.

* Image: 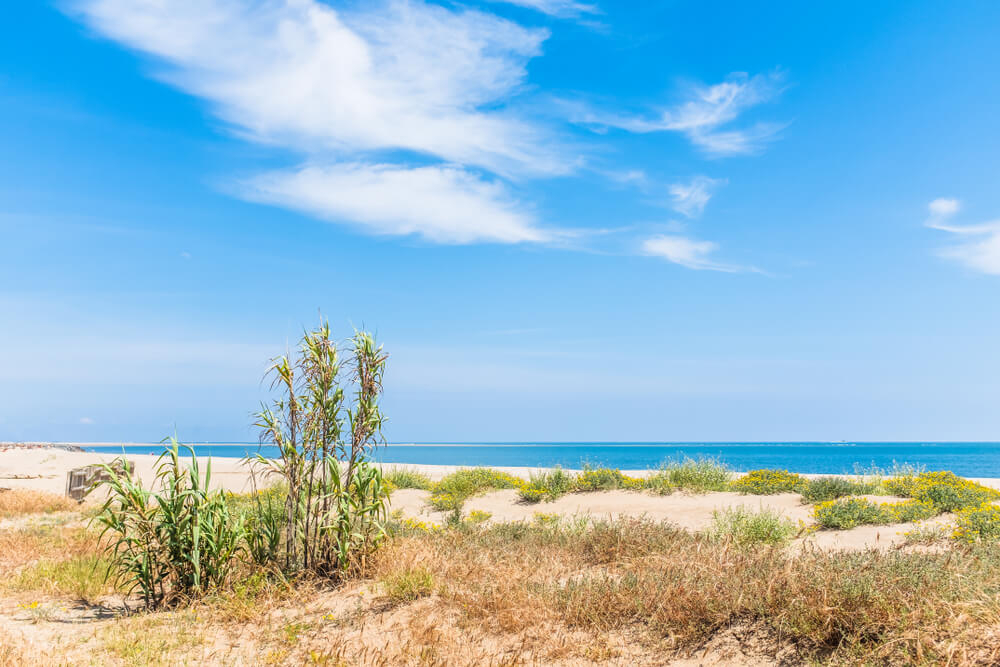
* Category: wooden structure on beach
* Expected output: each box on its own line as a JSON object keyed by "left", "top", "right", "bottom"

{"left": 65, "top": 461, "right": 133, "bottom": 500}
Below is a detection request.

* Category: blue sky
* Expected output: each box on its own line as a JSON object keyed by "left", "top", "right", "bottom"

{"left": 2, "top": 0, "right": 999, "bottom": 443}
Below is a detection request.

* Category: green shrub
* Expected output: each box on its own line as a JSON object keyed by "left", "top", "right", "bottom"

{"left": 658, "top": 457, "right": 732, "bottom": 493}
{"left": 519, "top": 468, "right": 575, "bottom": 503}
{"left": 706, "top": 506, "right": 798, "bottom": 546}
{"left": 884, "top": 499, "right": 937, "bottom": 523}
{"left": 640, "top": 472, "right": 676, "bottom": 495}
{"left": 800, "top": 476, "right": 872, "bottom": 503}
{"left": 574, "top": 466, "right": 643, "bottom": 492}
{"left": 813, "top": 497, "right": 886, "bottom": 530}
{"left": 428, "top": 468, "right": 523, "bottom": 512}
{"left": 384, "top": 468, "right": 433, "bottom": 491}
{"left": 813, "top": 497, "right": 937, "bottom": 530}
{"left": 731, "top": 469, "right": 806, "bottom": 495}
{"left": 885, "top": 471, "right": 1000, "bottom": 512}
{"left": 952, "top": 502, "right": 1000, "bottom": 543}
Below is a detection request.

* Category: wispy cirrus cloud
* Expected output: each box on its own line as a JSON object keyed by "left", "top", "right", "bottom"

{"left": 69, "top": 0, "right": 569, "bottom": 243}
{"left": 668, "top": 175, "right": 725, "bottom": 218}
{"left": 925, "top": 198, "right": 1000, "bottom": 275}
{"left": 491, "top": 0, "right": 599, "bottom": 18}
{"left": 572, "top": 71, "right": 786, "bottom": 157}
{"left": 641, "top": 235, "right": 743, "bottom": 272}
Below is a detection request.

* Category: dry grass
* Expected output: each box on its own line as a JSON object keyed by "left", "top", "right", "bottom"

{"left": 7, "top": 504, "right": 1000, "bottom": 664}
{"left": 366, "top": 518, "right": 1000, "bottom": 664}
{"left": 0, "top": 489, "right": 77, "bottom": 518}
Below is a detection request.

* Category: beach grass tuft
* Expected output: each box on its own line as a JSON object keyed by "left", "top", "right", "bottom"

{"left": 384, "top": 468, "right": 434, "bottom": 491}
{"left": 706, "top": 506, "right": 798, "bottom": 546}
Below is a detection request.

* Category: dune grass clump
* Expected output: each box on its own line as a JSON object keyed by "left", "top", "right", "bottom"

{"left": 731, "top": 469, "right": 806, "bottom": 495}
{"left": 800, "top": 476, "right": 875, "bottom": 503}
{"left": 813, "top": 497, "right": 937, "bottom": 530}
{"left": 518, "top": 468, "right": 575, "bottom": 503}
{"left": 706, "top": 506, "right": 798, "bottom": 546}
{"left": 952, "top": 502, "right": 1000, "bottom": 543}
{"left": 384, "top": 468, "right": 433, "bottom": 491}
{"left": 885, "top": 470, "right": 1000, "bottom": 512}
{"left": 381, "top": 567, "right": 435, "bottom": 603}
{"left": 428, "top": 468, "right": 524, "bottom": 512}
{"left": 656, "top": 457, "right": 732, "bottom": 493}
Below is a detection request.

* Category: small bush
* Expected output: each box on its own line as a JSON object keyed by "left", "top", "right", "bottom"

{"left": 384, "top": 468, "right": 433, "bottom": 491}
{"left": 884, "top": 499, "right": 937, "bottom": 523}
{"left": 884, "top": 471, "right": 1000, "bottom": 512}
{"left": 574, "top": 466, "right": 643, "bottom": 492}
{"left": 381, "top": 567, "right": 435, "bottom": 603}
{"left": 519, "top": 468, "right": 575, "bottom": 503}
{"left": 640, "top": 472, "right": 676, "bottom": 495}
{"left": 731, "top": 469, "right": 806, "bottom": 495}
{"left": 800, "top": 477, "right": 870, "bottom": 503}
{"left": 952, "top": 502, "right": 1000, "bottom": 543}
{"left": 658, "top": 457, "right": 732, "bottom": 493}
{"left": 813, "top": 497, "right": 886, "bottom": 530}
{"left": 428, "top": 468, "right": 523, "bottom": 512}
{"left": 706, "top": 506, "right": 797, "bottom": 546}
{"left": 813, "top": 497, "right": 937, "bottom": 530}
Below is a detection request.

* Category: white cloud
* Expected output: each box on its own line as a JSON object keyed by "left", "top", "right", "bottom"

{"left": 79, "top": 417, "right": 95, "bottom": 425}
{"left": 71, "top": 0, "right": 562, "bottom": 177}
{"left": 491, "top": 0, "right": 599, "bottom": 18}
{"left": 925, "top": 198, "right": 1000, "bottom": 275}
{"left": 641, "top": 234, "right": 742, "bottom": 272}
{"left": 928, "top": 198, "right": 960, "bottom": 217}
{"left": 69, "top": 0, "right": 581, "bottom": 244}
{"left": 573, "top": 71, "right": 786, "bottom": 157}
{"left": 246, "top": 162, "right": 546, "bottom": 244}
{"left": 668, "top": 175, "right": 724, "bottom": 218}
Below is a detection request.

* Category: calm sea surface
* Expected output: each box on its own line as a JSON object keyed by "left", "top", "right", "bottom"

{"left": 82, "top": 442, "right": 1000, "bottom": 477}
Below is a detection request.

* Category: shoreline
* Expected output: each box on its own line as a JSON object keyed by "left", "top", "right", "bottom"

{"left": 4, "top": 446, "right": 1000, "bottom": 493}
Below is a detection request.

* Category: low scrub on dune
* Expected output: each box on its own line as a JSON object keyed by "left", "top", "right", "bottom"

{"left": 800, "top": 476, "right": 877, "bottom": 503}
{"left": 813, "top": 497, "right": 938, "bottom": 530}
{"left": 884, "top": 470, "right": 1000, "bottom": 512}
{"left": 428, "top": 468, "right": 524, "bottom": 513}
{"left": 517, "top": 458, "right": 732, "bottom": 504}
{"left": 731, "top": 469, "right": 806, "bottom": 495}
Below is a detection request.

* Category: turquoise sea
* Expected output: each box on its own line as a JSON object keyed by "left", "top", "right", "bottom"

{"left": 82, "top": 442, "right": 1000, "bottom": 477}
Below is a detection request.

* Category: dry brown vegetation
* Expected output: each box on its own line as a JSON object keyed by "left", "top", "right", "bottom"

{"left": 0, "top": 489, "right": 77, "bottom": 518}
{"left": 4, "top": 508, "right": 1000, "bottom": 665}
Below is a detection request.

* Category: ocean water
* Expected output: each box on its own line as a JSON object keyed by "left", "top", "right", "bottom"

{"left": 82, "top": 442, "right": 1000, "bottom": 477}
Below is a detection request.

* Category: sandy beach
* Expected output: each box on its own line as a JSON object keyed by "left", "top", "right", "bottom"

{"left": 3, "top": 444, "right": 990, "bottom": 552}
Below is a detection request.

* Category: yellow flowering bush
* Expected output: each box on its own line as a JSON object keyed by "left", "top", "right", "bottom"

{"left": 731, "top": 470, "right": 806, "bottom": 495}
{"left": 813, "top": 497, "right": 936, "bottom": 529}
{"left": 885, "top": 471, "right": 999, "bottom": 512}
{"left": 427, "top": 468, "right": 524, "bottom": 512}
{"left": 952, "top": 502, "right": 1000, "bottom": 543}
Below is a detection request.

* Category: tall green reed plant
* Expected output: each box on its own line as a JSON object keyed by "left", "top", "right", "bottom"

{"left": 95, "top": 439, "right": 245, "bottom": 609}
{"left": 254, "top": 323, "right": 390, "bottom": 578}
